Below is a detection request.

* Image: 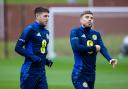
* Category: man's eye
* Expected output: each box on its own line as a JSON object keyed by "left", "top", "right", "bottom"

{"left": 85, "top": 16, "right": 89, "bottom": 19}
{"left": 44, "top": 15, "right": 49, "bottom": 18}
{"left": 91, "top": 17, "right": 93, "bottom": 19}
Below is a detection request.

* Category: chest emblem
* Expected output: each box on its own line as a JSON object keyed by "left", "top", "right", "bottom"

{"left": 81, "top": 34, "right": 86, "bottom": 38}
{"left": 83, "top": 82, "right": 88, "bottom": 88}
{"left": 36, "top": 32, "right": 41, "bottom": 37}
{"left": 92, "top": 35, "right": 97, "bottom": 40}
{"left": 87, "top": 40, "right": 94, "bottom": 54}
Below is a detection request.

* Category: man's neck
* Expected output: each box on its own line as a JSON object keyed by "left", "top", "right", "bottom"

{"left": 81, "top": 25, "right": 91, "bottom": 30}
{"left": 35, "top": 20, "right": 45, "bottom": 27}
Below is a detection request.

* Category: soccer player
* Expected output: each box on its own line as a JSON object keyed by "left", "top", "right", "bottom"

{"left": 70, "top": 11, "right": 118, "bottom": 89}
{"left": 15, "top": 7, "right": 53, "bottom": 89}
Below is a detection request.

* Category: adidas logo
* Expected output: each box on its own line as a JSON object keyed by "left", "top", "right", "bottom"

{"left": 36, "top": 32, "right": 41, "bottom": 37}
{"left": 81, "top": 34, "right": 86, "bottom": 38}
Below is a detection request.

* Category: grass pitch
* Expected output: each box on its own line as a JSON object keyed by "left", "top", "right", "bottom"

{"left": 0, "top": 35, "right": 128, "bottom": 89}
{"left": 0, "top": 56, "right": 128, "bottom": 89}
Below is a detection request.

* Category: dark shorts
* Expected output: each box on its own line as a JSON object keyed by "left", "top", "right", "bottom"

{"left": 20, "top": 71, "right": 48, "bottom": 89}
{"left": 72, "top": 72, "right": 95, "bottom": 89}
{"left": 20, "top": 62, "right": 48, "bottom": 89}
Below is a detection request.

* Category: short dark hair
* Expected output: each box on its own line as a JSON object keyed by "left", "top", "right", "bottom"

{"left": 80, "top": 10, "right": 93, "bottom": 17}
{"left": 34, "top": 7, "right": 49, "bottom": 15}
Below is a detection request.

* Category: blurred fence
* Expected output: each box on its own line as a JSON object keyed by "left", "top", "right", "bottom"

{"left": 0, "top": 0, "right": 128, "bottom": 41}
{"left": 0, "top": 0, "right": 4, "bottom": 40}
{"left": 53, "top": 7, "right": 128, "bottom": 38}
{"left": 0, "top": 4, "right": 128, "bottom": 41}
{"left": 94, "top": 0, "right": 128, "bottom": 6}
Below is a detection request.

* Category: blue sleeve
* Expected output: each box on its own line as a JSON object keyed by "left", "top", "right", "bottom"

{"left": 97, "top": 32, "right": 112, "bottom": 61}
{"left": 15, "top": 26, "right": 41, "bottom": 62}
{"left": 70, "top": 29, "right": 96, "bottom": 52}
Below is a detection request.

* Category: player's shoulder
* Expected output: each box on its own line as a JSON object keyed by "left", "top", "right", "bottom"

{"left": 22, "top": 24, "right": 34, "bottom": 34}
{"left": 24, "top": 22, "right": 36, "bottom": 30}
{"left": 70, "top": 27, "right": 80, "bottom": 33}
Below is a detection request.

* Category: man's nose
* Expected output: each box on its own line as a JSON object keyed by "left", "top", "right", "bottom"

{"left": 88, "top": 19, "right": 91, "bottom": 21}
{"left": 46, "top": 16, "right": 49, "bottom": 19}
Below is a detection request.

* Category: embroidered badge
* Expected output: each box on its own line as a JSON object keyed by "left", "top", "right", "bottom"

{"left": 83, "top": 82, "right": 88, "bottom": 88}
{"left": 92, "top": 35, "right": 97, "bottom": 40}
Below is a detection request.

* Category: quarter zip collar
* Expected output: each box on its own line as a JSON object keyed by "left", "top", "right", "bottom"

{"left": 80, "top": 25, "right": 91, "bottom": 33}
{"left": 33, "top": 21, "right": 45, "bottom": 29}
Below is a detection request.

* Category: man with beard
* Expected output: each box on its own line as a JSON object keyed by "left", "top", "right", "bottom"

{"left": 70, "top": 10, "right": 117, "bottom": 89}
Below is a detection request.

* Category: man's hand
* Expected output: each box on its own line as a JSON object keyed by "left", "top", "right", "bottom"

{"left": 46, "top": 59, "right": 53, "bottom": 68}
{"left": 95, "top": 45, "right": 101, "bottom": 52}
{"left": 109, "top": 59, "right": 118, "bottom": 68}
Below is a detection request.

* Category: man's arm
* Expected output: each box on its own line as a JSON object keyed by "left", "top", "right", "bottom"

{"left": 97, "top": 32, "right": 117, "bottom": 68}
{"left": 70, "top": 29, "right": 96, "bottom": 52}
{"left": 15, "top": 26, "right": 41, "bottom": 62}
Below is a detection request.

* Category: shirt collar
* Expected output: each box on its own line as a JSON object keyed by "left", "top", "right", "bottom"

{"left": 80, "top": 25, "right": 91, "bottom": 32}
{"left": 33, "top": 21, "right": 45, "bottom": 29}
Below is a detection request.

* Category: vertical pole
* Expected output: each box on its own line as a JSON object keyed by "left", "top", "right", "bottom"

{"left": 21, "top": 4, "right": 26, "bottom": 31}
{"left": 0, "top": 0, "right": 4, "bottom": 40}
{"left": 88, "top": 0, "right": 93, "bottom": 7}
{"left": 47, "top": 8, "right": 56, "bottom": 59}
{"left": 4, "top": 0, "right": 9, "bottom": 58}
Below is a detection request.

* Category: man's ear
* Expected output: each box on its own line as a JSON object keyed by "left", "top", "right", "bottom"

{"left": 36, "top": 13, "right": 40, "bottom": 19}
{"left": 80, "top": 17, "right": 83, "bottom": 24}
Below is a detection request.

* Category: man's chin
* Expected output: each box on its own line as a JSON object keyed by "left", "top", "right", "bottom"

{"left": 41, "top": 23, "right": 47, "bottom": 27}
{"left": 43, "top": 23, "right": 47, "bottom": 26}
{"left": 88, "top": 24, "right": 92, "bottom": 27}
{"left": 85, "top": 25, "right": 92, "bottom": 28}
{"left": 43, "top": 24, "right": 47, "bottom": 26}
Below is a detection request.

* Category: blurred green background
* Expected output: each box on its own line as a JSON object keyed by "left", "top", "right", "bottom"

{"left": 5, "top": 0, "right": 87, "bottom": 4}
